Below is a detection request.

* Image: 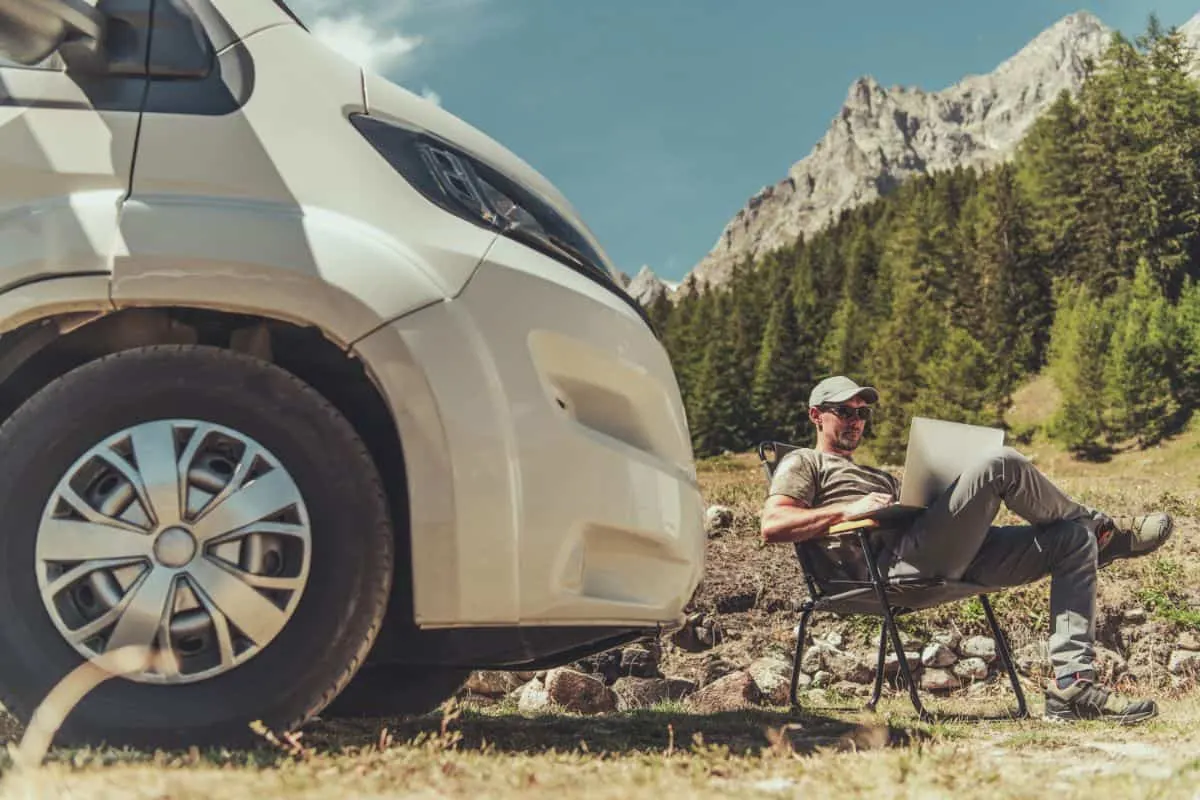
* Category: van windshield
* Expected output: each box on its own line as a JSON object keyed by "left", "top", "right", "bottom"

{"left": 271, "top": 1, "right": 308, "bottom": 29}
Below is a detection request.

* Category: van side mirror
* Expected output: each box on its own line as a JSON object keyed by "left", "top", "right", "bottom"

{"left": 0, "top": 0, "right": 104, "bottom": 66}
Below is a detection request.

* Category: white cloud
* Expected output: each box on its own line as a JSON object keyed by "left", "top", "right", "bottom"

{"left": 420, "top": 87, "right": 442, "bottom": 106}
{"left": 308, "top": 14, "right": 423, "bottom": 73}
{"left": 286, "top": 0, "right": 493, "bottom": 80}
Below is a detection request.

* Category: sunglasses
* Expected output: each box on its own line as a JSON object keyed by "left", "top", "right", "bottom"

{"left": 820, "top": 404, "right": 873, "bottom": 421}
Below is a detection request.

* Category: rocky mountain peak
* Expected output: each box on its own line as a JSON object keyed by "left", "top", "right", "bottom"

{"left": 625, "top": 265, "right": 670, "bottom": 305}
{"left": 678, "top": 10, "right": 1120, "bottom": 296}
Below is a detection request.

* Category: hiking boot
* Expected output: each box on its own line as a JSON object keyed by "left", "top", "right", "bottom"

{"left": 1044, "top": 676, "right": 1158, "bottom": 725}
{"left": 1096, "top": 512, "right": 1173, "bottom": 567}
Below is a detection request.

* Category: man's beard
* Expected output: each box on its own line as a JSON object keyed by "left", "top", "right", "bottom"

{"left": 834, "top": 428, "right": 862, "bottom": 451}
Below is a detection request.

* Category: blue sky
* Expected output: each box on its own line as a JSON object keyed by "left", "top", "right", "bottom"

{"left": 287, "top": 1, "right": 1200, "bottom": 283}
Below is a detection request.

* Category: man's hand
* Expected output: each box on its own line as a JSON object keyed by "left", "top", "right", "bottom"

{"left": 844, "top": 492, "right": 895, "bottom": 519}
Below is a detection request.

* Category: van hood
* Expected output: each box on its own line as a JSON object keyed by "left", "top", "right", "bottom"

{"left": 361, "top": 71, "right": 622, "bottom": 284}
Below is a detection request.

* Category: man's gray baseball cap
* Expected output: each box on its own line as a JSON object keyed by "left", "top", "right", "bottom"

{"left": 808, "top": 375, "right": 880, "bottom": 408}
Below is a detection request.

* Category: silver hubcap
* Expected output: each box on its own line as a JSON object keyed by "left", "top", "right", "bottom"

{"left": 35, "top": 420, "right": 312, "bottom": 685}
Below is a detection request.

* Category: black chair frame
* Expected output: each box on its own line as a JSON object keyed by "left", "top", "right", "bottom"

{"left": 758, "top": 441, "right": 1029, "bottom": 722}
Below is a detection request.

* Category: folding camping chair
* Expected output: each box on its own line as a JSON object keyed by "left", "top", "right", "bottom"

{"left": 757, "top": 441, "right": 1029, "bottom": 722}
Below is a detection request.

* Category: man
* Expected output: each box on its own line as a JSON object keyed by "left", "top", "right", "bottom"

{"left": 760, "top": 375, "right": 1174, "bottom": 724}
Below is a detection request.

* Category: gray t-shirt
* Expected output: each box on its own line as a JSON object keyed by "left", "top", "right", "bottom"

{"left": 769, "top": 448, "right": 900, "bottom": 508}
{"left": 768, "top": 448, "right": 902, "bottom": 582}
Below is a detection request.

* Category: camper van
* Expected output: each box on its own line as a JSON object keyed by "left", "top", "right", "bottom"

{"left": 0, "top": 0, "right": 703, "bottom": 748}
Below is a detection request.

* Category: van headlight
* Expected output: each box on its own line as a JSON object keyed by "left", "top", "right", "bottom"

{"left": 350, "top": 113, "right": 626, "bottom": 297}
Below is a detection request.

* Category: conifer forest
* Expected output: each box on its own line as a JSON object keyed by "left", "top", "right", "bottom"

{"left": 648, "top": 23, "right": 1200, "bottom": 462}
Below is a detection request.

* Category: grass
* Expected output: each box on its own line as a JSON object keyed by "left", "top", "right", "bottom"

{"left": 0, "top": 407, "right": 1198, "bottom": 798}
{"left": 5, "top": 695, "right": 1200, "bottom": 798}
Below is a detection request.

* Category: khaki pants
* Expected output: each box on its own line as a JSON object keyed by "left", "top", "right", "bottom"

{"left": 884, "top": 447, "right": 1105, "bottom": 680}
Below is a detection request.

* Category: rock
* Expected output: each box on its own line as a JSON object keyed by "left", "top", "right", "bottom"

{"left": 611, "top": 676, "right": 695, "bottom": 710}
{"left": 517, "top": 677, "right": 550, "bottom": 713}
{"left": 961, "top": 636, "right": 997, "bottom": 662}
{"left": 705, "top": 505, "right": 734, "bottom": 535}
{"left": 747, "top": 657, "right": 793, "bottom": 706}
{"left": 1178, "top": 632, "right": 1200, "bottom": 651}
{"left": 544, "top": 668, "right": 616, "bottom": 714}
{"left": 572, "top": 648, "right": 623, "bottom": 684}
{"left": 921, "top": 668, "right": 961, "bottom": 693}
{"left": 1122, "top": 607, "right": 1148, "bottom": 625}
{"left": 696, "top": 617, "right": 725, "bottom": 648}
{"left": 800, "top": 644, "right": 872, "bottom": 683}
{"left": 684, "top": 671, "right": 761, "bottom": 712}
{"left": 823, "top": 649, "right": 874, "bottom": 684}
{"left": 463, "top": 670, "right": 525, "bottom": 697}
{"left": 800, "top": 644, "right": 825, "bottom": 675}
{"left": 800, "top": 645, "right": 824, "bottom": 675}
{"left": 671, "top": 613, "right": 723, "bottom": 652}
{"left": 1014, "top": 642, "right": 1050, "bottom": 677}
{"left": 824, "top": 632, "right": 844, "bottom": 648}
{"left": 953, "top": 657, "right": 989, "bottom": 682}
{"left": 620, "top": 644, "right": 661, "bottom": 678}
{"left": 832, "top": 680, "right": 871, "bottom": 698}
{"left": 1168, "top": 650, "right": 1200, "bottom": 676}
{"left": 812, "top": 670, "right": 832, "bottom": 688}
{"left": 883, "top": 651, "right": 922, "bottom": 676}
{"left": 931, "top": 630, "right": 962, "bottom": 651}
{"left": 921, "top": 643, "right": 958, "bottom": 668}
{"left": 701, "top": 654, "right": 738, "bottom": 686}
{"left": 625, "top": 265, "right": 669, "bottom": 305}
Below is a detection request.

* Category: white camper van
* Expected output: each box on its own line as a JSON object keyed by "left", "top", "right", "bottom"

{"left": 0, "top": 0, "right": 704, "bottom": 749}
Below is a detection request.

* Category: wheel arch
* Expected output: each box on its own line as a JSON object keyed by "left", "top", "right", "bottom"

{"left": 0, "top": 298, "right": 428, "bottom": 645}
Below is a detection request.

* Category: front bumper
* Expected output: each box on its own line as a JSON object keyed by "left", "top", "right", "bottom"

{"left": 354, "top": 236, "right": 704, "bottom": 631}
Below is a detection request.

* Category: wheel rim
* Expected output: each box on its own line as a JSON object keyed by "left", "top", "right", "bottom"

{"left": 34, "top": 420, "right": 313, "bottom": 685}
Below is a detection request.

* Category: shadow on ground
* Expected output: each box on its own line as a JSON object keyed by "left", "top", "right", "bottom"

{"left": 304, "top": 704, "right": 932, "bottom": 758}
{"left": 0, "top": 703, "right": 940, "bottom": 766}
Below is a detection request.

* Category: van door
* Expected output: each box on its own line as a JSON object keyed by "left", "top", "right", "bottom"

{"left": 0, "top": 6, "right": 150, "bottom": 296}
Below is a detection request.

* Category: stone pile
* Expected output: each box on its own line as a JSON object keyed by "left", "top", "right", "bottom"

{"left": 454, "top": 611, "right": 1200, "bottom": 716}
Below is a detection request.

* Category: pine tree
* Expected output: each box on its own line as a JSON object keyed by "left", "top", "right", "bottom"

{"left": 1175, "top": 278, "right": 1200, "bottom": 412}
{"left": 1016, "top": 90, "right": 1086, "bottom": 284}
{"left": 1102, "top": 259, "right": 1180, "bottom": 446}
{"left": 1046, "top": 282, "right": 1114, "bottom": 455}
{"left": 911, "top": 326, "right": 996, "bottom": 427}
{"left": 970, "top": 164, "right": 1048, "bottom": 412}
{"left": 1132, "top": 25, "right": 1200, "bottom": 298}
{"left": 690, "top": 315, "right": 755, "bottom": 456}
{"left": 751, "top": 292, "right": 812, "bottom": 443}
{"left": 866, "top": 187, "right": 956, "bottom": 462}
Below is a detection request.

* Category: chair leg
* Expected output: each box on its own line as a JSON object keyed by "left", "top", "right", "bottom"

{"left": 879, "top": 602, "right": 930, "bottom": 722}
{"left": 789, "top": 605, "right": 814, "bottom": 708}
{"left": 861, "top": 551, "right": 931, "bottom": 723}
{"left": 980, "top": 594, "right": 1029, "bottom": 719}
{"left": 866, "top": 622, "right": 887, "bottom": 712}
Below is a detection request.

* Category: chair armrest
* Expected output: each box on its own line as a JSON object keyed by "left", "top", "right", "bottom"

{"left": 828, "top": 519, "right": 880, "bottom": 536}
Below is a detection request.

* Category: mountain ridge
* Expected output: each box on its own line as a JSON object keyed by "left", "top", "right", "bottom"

{"left": 633, "top": 10, "right": 1200, "bottom": 299}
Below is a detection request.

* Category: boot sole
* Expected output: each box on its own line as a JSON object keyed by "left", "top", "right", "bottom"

{"left": 1043, "top": 706, "right": 1159, "bottom": 725}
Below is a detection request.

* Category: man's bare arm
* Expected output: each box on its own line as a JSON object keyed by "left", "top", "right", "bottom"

{"left": 760, "top": 492, "right": 894, "bottom": 544}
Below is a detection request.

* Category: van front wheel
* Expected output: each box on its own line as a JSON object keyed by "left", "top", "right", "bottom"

{"left": 0, "top": 345, "right": 394, "bottom": 749}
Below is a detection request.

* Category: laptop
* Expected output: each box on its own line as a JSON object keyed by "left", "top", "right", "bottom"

{"left": 844, "top": 416, "right": 1006, "bottom": 523}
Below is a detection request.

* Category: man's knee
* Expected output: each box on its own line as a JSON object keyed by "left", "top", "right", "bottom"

{"left": 976, "top": 446, "right": 1032, "bottom": 484}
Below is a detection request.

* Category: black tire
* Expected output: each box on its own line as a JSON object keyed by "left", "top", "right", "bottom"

{"left": 321, "top": 664, "right": 471, "bottom": 719}
{"left": 0, "top": 345, "right": 394, "bottom": 749}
